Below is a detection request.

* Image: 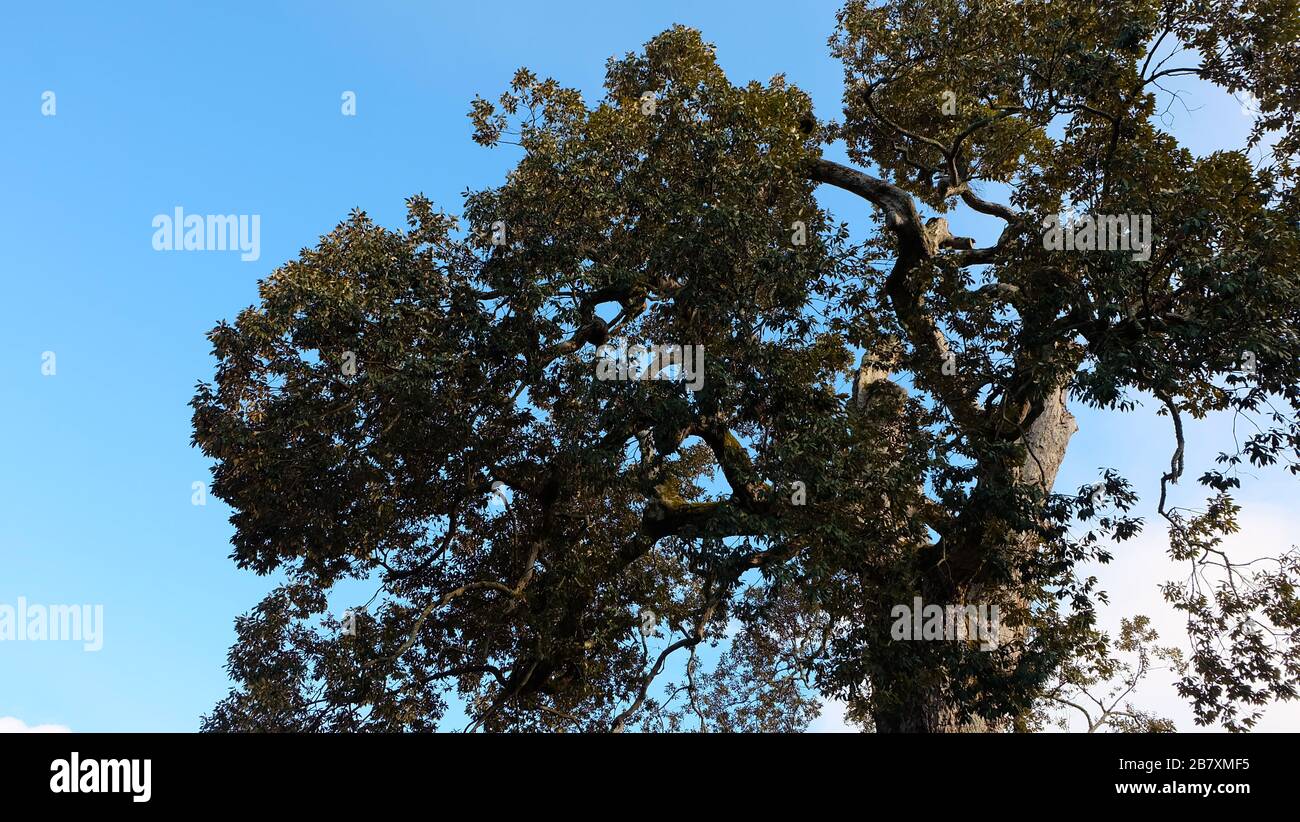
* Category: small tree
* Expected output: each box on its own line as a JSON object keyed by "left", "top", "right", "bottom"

{"left": 195, "top": 1, "right": 1300, "bottom": 732}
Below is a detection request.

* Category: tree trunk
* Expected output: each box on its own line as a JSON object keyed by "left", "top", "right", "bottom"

{"left": 873, "top": 696, "right": 997, "bottom": 733}
{"left": 870, "top": 387, "right": 1078, "bottom": 732}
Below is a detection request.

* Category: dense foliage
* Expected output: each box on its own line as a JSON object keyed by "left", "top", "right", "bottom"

{"left": 194, "top": 0, "right": 1300, "bottom": 732}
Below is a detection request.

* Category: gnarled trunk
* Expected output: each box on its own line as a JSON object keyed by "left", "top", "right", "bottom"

{"left": 870, "top": 387, "right": 1078, "bottom": 732}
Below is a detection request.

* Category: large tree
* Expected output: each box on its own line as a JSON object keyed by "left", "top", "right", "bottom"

{"left": 194, "top": 0, "right": 1300, "bottom": 732}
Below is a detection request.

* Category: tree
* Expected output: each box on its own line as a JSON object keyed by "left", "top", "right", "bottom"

{"left": 193, "top": 0, "right": 1300, "bottom": 732}
{"left": 1021, "top": 616, "right": 1186, "bottom": 732}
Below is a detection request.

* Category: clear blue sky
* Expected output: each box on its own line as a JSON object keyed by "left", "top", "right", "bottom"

{"left": 1, "top": 0, "right": 1293, "bottom": 732}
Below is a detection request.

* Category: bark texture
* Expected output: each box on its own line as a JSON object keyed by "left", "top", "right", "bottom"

{"left": 873, "top": 387, "right": 1078, "bottom": 732}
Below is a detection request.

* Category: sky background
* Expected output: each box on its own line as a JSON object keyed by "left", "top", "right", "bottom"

{"left": 1, "top": 0, "right": 1295, "bottom": 733}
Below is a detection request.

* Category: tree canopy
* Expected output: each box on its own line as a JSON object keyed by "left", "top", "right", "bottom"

{"left": 194, "top": 0, "right": 1300, "bottom": 732}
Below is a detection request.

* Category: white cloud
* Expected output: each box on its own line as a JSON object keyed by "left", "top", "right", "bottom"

{"left": 0, "top": 716, "right": 71, "bottom": 733}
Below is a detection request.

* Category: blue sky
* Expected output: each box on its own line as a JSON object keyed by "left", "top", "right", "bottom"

{"left": 1, "top": 0, "right": 1293, "bottom": 732}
